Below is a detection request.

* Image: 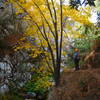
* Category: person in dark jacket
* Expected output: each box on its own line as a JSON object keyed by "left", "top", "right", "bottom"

{"left": 73, "top": 48, "right": 80, "bottom": 70}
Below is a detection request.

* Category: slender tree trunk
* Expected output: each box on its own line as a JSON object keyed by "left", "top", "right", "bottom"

{"left": 54, "top": 63, "right": 61, "bottom": 86}
{"left": 54, "top": 0, "right": 63, "bottom": 87}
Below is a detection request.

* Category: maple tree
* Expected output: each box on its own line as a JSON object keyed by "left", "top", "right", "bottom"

{"left": 9, "top": 0, "right": 92, "bottom": 86}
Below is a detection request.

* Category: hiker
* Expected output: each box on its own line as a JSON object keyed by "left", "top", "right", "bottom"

{"left": 73, "top": 48, "right": 80, "bottom": 71}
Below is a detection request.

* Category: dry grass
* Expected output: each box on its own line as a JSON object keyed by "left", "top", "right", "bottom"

{"left": 48, "top": 69, "right": 100, "bottom": 100}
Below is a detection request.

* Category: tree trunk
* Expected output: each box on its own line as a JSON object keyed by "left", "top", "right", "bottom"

{"left": 54, "top": 62, "right": 61, "bottom": 87}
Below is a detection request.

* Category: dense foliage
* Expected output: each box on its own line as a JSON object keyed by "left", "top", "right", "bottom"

{"left": 0, "top": 0, "right": 100, "bottom": 100}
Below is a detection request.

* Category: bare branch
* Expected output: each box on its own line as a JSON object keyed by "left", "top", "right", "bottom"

{"left": 33, "top": 1, "right": 56, "bottom": 38}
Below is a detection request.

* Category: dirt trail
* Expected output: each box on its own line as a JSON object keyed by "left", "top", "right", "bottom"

{"left": 48, "top": 69, "right": 100, "bottom": 100}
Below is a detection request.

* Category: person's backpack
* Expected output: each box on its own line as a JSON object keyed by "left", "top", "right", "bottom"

{"left": 73, "top": 52, "right": 80, "bottom": 60}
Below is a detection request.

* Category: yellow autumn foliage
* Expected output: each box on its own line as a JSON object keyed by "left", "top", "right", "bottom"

{"left": 11, "top": 0, "right": 93, "bottom": 69}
